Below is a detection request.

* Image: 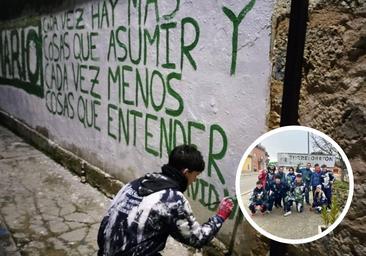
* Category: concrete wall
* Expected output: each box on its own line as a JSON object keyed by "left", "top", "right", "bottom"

{"left": 0, "top": 0, "right": 275, "bottom": 253}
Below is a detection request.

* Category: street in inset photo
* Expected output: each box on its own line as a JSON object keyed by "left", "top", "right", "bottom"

{"left": 238, "top": 127, "right": 353, "bottom": 242}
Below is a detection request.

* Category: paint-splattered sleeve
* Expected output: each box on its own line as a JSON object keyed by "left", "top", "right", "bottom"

{"left": 167, "top": 192, "right": 224, "bottom": 249}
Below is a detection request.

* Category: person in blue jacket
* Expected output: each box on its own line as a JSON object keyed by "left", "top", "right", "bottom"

{"left": 320, "top": 164, "right": 335, "bottom": 209}
{"left": 296, "top": 162, "right": 313, "bottom": 205}
{"left": 285, "top": 167, "right": 296, "bottom": 187}
{"left": 97, "top": 145, "right": 234, "bottom": 256}
{"left": 310, "top": 163, "right": 322, "bottom": 200}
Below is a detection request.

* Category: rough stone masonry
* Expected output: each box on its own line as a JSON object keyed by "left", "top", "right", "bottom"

{"left": 269, "top": 0, "right": 366, "bottom": 255}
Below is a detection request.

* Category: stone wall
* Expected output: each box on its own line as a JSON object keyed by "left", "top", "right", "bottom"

{"left": 270, "top": 0, "right": 366, "bottom": 255}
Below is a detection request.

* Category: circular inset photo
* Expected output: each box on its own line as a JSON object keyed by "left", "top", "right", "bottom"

{"left": 235, "top": 126, "right": 354, "bottom": 244}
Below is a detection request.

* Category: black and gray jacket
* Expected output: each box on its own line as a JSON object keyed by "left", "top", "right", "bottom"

{"left": 97, "top": 165, "right": 224, "bottom": 256}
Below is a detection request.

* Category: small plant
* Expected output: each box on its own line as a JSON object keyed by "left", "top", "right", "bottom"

{"left": 320, "top": 194, "right": 341, "bottom": 227}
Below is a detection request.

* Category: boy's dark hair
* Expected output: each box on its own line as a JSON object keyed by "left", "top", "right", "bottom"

{"left": 321, "top": 164, "right": 327, "bottom": 168}
{"left": 256, "top": 180, "right": 262, "bottom": 185}
{"left": 168, "top": 145, "right": 205, "bottom": 172}
{"left": 296, "top": 173, "right": 302, "bottom": 178}
{"left": 275, "top": 175, "right": 281, "bottom": 179}
{"left": 314, "top": 163, "right": 319, "bottom": 167}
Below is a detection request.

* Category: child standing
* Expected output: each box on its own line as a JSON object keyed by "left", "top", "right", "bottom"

{"left": 311, "top": 163, "right": 322, "bottom": 199}
{"left": 320, "top": 165, "right": 335, "bottom": 209}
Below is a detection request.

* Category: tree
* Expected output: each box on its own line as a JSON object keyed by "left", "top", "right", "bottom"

{"left": 310, "top": 134, "right": 346, "bottom": 181}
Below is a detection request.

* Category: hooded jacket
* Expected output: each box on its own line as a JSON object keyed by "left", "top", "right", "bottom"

{"left": 97, "top": 165, "right": 224, "bottom": 256}
{"left": 249, "top": 187, "right": 267, "bottom": 205}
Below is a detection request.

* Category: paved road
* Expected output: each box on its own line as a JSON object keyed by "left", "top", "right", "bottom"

{"left": 239, "top": 173, "right": 260, "bottom": 194}
{"left": 0, "top": 125, "right": 193, "bottom": 255}
{"left": 240, "top": 173, "right": 323, "bottom": 240}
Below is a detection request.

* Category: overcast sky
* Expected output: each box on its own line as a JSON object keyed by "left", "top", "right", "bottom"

{"left": 261, "top": 130, "right": 314, "bottom": 161}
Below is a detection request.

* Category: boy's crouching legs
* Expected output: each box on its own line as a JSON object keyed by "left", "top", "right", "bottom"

{"left": 249, "top": 203, "right": 256, "bottom": 214}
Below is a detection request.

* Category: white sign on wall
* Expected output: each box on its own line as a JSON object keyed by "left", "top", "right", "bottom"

{"left": 277, "top": 153, "right": 336, "bottom": 167}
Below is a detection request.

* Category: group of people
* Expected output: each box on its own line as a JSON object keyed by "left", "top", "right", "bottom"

{"left": 248, "top": 163, "right": 335, "bottom": 216}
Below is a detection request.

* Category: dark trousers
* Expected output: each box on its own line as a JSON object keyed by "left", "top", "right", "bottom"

{"left": 249, "top": 203, "right": 267, "bottom": 213}
{"left": 312, "top": 186, "right": 318, "bottom": 203}
{"left": 268, "top": 194, "right": 283, "bottom": 211}
{"left": 285, "top": 200, "right": 303, "bottom": 213}
{"left": 304, "top": 184, "right": 310, "bottom": 204}
{"left": 324, "top": 187, "right": 332, "bottom": 208}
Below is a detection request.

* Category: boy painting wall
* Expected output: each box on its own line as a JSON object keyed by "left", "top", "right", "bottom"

{"left": 97, "top": 145, "right": 234, "bottom": 256}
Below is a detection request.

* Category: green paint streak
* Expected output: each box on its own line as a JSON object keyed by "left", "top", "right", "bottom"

{"left": 223, "top": 0, "right": 256, "bottom": 75}
{"left": 188, "top": 121, "right": 205, "bottom": 147}
{"left": 208, "top": 124, "right": 228, "bottom": 185}
{"left": 118, "top": 106, "right": 130, "bottom": 145}
{"left": 149, "top": 70, "right": 165, "bottom": 112}
{"left": 199, "top": 179, "right": 208, "bottom": 206}
{"left": 122, "top": 65, "right": 134, "bottom": 105}
{"left": 145, "top": 113, "right": 159, "bottom": 157}
{"left": 144, "top": 0, "right": 159, "bottom": 24}
{"left": 208, "top": 183, "right": 219, "bottom": 211}
{"left": 107, "top": 66, "right": 121, "bottom": 102}
{"left": 180, "top": 17, "right": 200, "bottom": 71}
{"left": 161, "top": 22, "right": 177, "bottom": 69}
{"left": 162, "top": 0, "right": 180, "bottom": 21}
{"left": 107, "top": 103, "right": 118, "bottom": 140}
{"left": 143, "top": 26, "right": 159, "bottom": 66}
{"left": 89, "top": 65, "right": 101, "bottom": 100}
{"left": 159, "top": 117, "right": 172, "bottom": 158}
{"left": 165, "top": 72, "right": 183, "bottom": 117}
{"left": 135, "top": 67, "right": 149, "bottom": 108}
{"left": 130, "top": 109, "right": 143, "bottom": 146}
{"left": 173, "top": 119, "right": 187, "bottom": 147}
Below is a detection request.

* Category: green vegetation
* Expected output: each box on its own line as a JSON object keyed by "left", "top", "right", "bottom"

{"left": 321, "top": 195, "right": 340, "bottom": 227}
{"left": 333, "top": 179, "right": 349, "bottom": 210}
{"left": 320, "top": 179, "right": 349, "bottom": 228}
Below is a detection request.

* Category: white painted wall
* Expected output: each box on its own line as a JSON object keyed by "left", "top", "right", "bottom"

{"left": 0, "top": 0, "right": 274, "bottom": 248}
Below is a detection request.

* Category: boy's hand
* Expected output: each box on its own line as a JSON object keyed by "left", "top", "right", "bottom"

{"left": 217, "top": 197, "right": 234, "bottom": 220}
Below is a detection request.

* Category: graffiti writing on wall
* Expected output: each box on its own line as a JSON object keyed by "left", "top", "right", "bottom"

{"left": 223, "top": 0, "right": 256, "bottom": 75}
{"left": 0, "top": 0, "right": 260, "bottom": 219}
{"left": 0, "top": 18, "right": 43, "bottom": 97}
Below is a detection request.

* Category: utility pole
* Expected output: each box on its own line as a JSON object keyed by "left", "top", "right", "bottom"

{"left": 280, "top": 0, "right": 309, "bottom": 126}
{"left": 273, "top": 0, "right": 309, "bottom": 255}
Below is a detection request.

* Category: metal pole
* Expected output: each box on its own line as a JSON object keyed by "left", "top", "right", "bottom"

{"left": 273, "top": 0, "right": 309, "bottom": 255}
{"left": 279, "top": 0, "right": 309, "bottom": 126}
